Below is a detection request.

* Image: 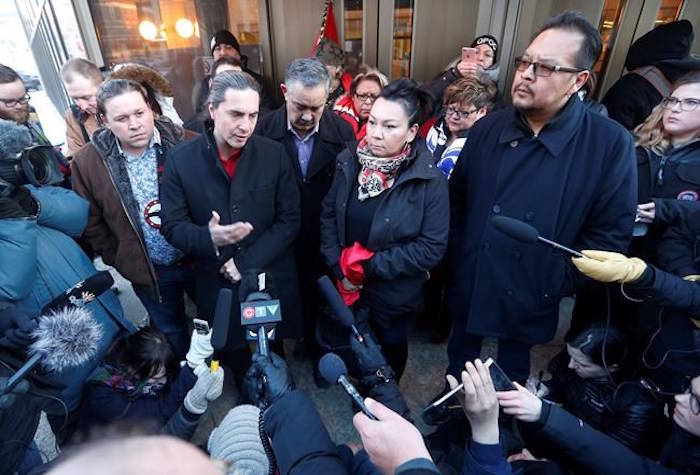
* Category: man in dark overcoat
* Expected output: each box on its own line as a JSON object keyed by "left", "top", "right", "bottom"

{"left": 255, "top": 58, "right": 355, "bottom": 359}
{"left": 161, "top": 71, "right": 301, "bottom": 384}
{"left": 445, "top": 11, "right": 637, "bottom": 384}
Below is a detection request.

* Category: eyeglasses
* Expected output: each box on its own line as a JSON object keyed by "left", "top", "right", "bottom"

{"left": 661, "top": 96, "right": 700, "bottom": 112}
{"left": 0, "top": 93, "right": 30, "bottom": 108}
{"left": 355, "top": 93, "right": 378, "bottom": 104}
{"left": 445, "top": 105, "right": 477, "bottom": 120}
{"left": 514, "top": 57, "right": 585, "bottom": 78}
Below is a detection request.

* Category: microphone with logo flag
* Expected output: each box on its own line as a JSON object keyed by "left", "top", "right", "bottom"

{"left": 240, "top": 271, "right": 281, "bottom": 357}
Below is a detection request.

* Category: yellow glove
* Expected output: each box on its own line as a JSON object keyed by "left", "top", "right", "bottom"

{"left": 571, "top": 250, "right": 647, "bottom": 283}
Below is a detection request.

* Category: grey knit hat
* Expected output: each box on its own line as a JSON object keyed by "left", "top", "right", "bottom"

{"left": 208, "top": 404, "right": 270, "bottom": 475}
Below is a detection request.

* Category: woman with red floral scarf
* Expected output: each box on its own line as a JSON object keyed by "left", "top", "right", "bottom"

{"left": 321, "top": 78, "right": 449, "bottom": 379}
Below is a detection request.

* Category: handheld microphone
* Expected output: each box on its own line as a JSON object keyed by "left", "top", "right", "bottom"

{"left": 317, "top": 276, "right": 364, "bottom": 342}
{"left": 210, "top": 288, "right": 233, "bottom": 372}
{"left": 491, "top": 216, "right": 584, "bottom": 258}
{"left": 41, "top": 271, "right": 115, "bottom": 314}
{"left": 1, "top": 306, "right": 102, "bottom": 397}
{"left": 319, "top": 353, "right": 377, "bottom": 420}
{"left": 240, "top": 273, "right": 281, "bottom": 357}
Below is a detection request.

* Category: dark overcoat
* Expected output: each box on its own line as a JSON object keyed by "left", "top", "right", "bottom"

{"left": 446, "top": 97, "right": 637, "bottom": 344}
{"left": 254, "top": 106, "right": 355, "bottom": 277}
{"left": 321, "top": 145, "right": 449, "bottom": 322}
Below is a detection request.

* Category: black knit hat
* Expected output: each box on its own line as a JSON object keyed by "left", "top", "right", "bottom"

{"left": 471, "top": 35, "right": 499, "bottom": 58}
{"left": 210, "top": 30, "right": 241, "bottom": 55}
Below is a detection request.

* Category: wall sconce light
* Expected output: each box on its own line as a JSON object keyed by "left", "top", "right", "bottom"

{"left": 175, "top": 18, "right": 194, "bottom": 38}
{"left": 138, "top": 20, "right": 158, "bottom": 41}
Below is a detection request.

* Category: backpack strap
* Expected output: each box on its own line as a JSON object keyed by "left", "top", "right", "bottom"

{"left": 70, "top": 104, "right": 91, "bottom": 144}
{"left": 630, "top": 65, "right": 673, "bottom": 97}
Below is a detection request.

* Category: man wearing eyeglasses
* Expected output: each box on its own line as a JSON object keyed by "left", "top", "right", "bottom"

{"left": 444, "top": 12, "right": 637, "bottom": 387}
{"left": 0, "top": 64, "right": 69, "bottom": 183}
{"left": 0, "top": 64, "right": 49, "bottom": 144}
{"left": 255, "top": 58, "right": 354, "bottom": 366}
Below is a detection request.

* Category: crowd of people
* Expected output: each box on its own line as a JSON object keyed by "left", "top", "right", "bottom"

{"left": 0, "top": 8, "right": 699, "bottom": 475}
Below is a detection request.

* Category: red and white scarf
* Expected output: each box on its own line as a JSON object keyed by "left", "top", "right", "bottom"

{"left": 356, "top": 138, "right": 412, "bottom": 201}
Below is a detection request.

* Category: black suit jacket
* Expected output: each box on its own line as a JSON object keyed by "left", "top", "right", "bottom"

{"left": 255, "top": 106, "right": 355, "bottom": 276}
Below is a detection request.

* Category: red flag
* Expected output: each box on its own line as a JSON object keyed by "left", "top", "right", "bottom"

{"left": 311, "top": 0, "right": 339, "bottom": 54}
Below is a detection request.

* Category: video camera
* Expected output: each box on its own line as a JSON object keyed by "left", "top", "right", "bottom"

{"left": 240, "top": 272, "right": 282, "bottom": 357}
{"left": 0, "top": 145, "right": 64, "bottom": 190}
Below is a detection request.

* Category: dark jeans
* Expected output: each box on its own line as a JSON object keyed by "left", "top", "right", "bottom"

{"left": 134, "top": 262, "right": 195, "bottom": 359}
{"left": 447, "top": 326, "right": 531, "bottom": 384}
{"left": 356, "top": 305, "right": 411, "bottom": 381}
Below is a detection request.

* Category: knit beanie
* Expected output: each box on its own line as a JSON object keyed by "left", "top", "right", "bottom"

{"left": 471, "top": 34, "right": 499, "bottom": 58}
{"left": 208, "top": 404, "right": 270, "bottom": 475}
{"left": 211, "top": 30, "right": 241, "bottom": 55}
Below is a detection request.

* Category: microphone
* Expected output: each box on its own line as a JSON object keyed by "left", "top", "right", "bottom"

{"left": 491, "top": 216, "right": 584, "bottom": 258}
{"left": 318, "top": 353, "right": 377, "bottom": 420}
{"left": 0, "top": 118, "right": 32, "bottom": 158}
{"left": 317, "top": 276, "right": 364, "bottom": 342}
{"left": 211, "top": 288, "right": 232, "bottom": 352}
{"left": 1, "top": 306, "right": 102, "bottom": 396}
{"left": 210, "top": 288, "right": 232, "bottom": 372}
{"left": 41, "top": 271, "right": 115, "bottom": 314}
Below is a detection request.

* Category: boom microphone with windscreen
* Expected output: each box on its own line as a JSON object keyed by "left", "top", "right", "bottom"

{"left": 1, "top": 306, "right": 102, "bottom": 397}
{"left": 317, "top": 275, "right": 364, "bottom": 342}
{"left": 41, "top": 271, "right": 115, "bottom": 314}
{"left": 318, "top": 353, "right": 377, "bottom": 420}
{"left": 491, "top": 215, "right": 584, "bottom": 258}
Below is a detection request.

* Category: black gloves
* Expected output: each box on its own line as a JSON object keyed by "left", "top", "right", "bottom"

{"left": 244, "top": 351, "right": 295, "bottom": 408}
{"left": 350, "top": 332, "right": 394, "bottom": 387}
{"left": 0, "top": 307, "right": 37, "bottom": 353}
{"left": 0, "top": 183, "right": 37, "bottom": 219}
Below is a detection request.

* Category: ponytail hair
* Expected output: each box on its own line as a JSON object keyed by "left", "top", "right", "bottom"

{"left": 377, "top": 78, "right": 434, "bottom": 126}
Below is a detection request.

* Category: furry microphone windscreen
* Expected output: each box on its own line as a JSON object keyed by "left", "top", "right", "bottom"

{"left": 29, "top": 306, "right": 103, "bottom": 373}
{"left": 0, "top": 118, "right": 33, "bottom": 158}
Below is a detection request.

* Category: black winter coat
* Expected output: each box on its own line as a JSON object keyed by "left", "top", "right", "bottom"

{"left": 545, "top": 367, "right": 666, "bottom": 457}
{"left": 627, "top": 258, "right": 700, "bottom": 391}
{"left": 446, "top": 96, "right": 637, "bottom": 345}
{"left": 255, "top": 106, "right": 355, "bottom": 277}
{"left": 632, "top": 141, "right": 700, "bottom": 263}
{"left": 602, "top": 20, "right": 695, "bottom": 130}
{"left": 523, "top": 402, "right": 699, "bottom": 475}
{"left": 160, "top": 131, "right": 302, "bottom": 347}
{"left": 321, "top": 145, "right": 449, "bottom": 321}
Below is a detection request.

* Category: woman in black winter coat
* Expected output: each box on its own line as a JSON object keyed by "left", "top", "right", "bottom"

{"left": 498, "top": 373, "right": 700, "bottom": 475}
{"left": 320, "top": 78, "right": 449, "bottom": 379}
{"left": 632, "top": 71, "right": 700, "bottom": 264}
{"left": 539, "top": 324, "right": 667, "bottom": 458}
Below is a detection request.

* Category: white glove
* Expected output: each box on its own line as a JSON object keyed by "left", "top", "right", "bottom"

{"left": 186, "top": 329, "right": 213, "bottom": 368}
{"left": 184, "top": 364, "right": 224, "bottom": 415}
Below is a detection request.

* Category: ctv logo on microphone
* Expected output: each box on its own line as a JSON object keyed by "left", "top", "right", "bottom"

{"left": 240, "top": 299, "right": 282, "bottom": 325}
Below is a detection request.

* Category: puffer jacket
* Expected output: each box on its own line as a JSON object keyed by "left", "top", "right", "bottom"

{"left": 0, "top": 185, "right": 135, "bottom": 412}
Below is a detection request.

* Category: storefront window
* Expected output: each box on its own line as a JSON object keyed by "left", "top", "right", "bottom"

{"left": 392, "top": 0, "right": 414, "bottom": 78}
{"left": 655, "top": 0, "right": 684, "bottom": 26}
{"left": 343, "top": 0, "right": 363, "bottom": 77}
{"left": 594, "top": 0, "right": 626, "bottom": 94}
{"left": 89, "top": 0, "right": 261, "bottom": 119}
